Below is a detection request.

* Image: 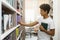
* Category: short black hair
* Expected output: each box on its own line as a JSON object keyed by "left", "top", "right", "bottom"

{"left": 40, "top": 4, "right": 51, "bottom": 14}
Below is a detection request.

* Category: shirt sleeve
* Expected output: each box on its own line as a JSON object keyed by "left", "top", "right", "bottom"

{"left": 49, "top": 20, "right": 55, "bottom": 29}
{"left": 37, "top": 17, "right": 43, "bottom": 25}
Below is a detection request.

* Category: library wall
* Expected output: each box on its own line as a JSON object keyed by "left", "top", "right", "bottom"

{"left": 25, "top": 0, "right": 40, "bottom": 23}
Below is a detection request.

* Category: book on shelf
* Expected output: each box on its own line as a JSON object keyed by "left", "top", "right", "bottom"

{"left": 2, "top": 10, "right": 13, "bottom": 33}
{"left": 4, "top": 14, "right": 9, "bottom": 31}
{"left": 17, "top": 0, "right": 20, "bottom": 12}
{"left": 20, "top": 0, "right": 23, "bottom": 8}
{"left": 6, "top": 0, "right": 15, "bottom": 7}
{"left": 16, "top": 27, "right": 19, "bottom": 38}
{"left": 8, "top": 14, "right": 13, "bottom": 28}
{"left": 3, "top": 30, "right": 16, "bottom": 40}
{"left": 12, "top": 30, "right": 16, "bottom": 40}
{"left": 17, "top": 14, "right": 22, "bottom": 25}
{"left": 4, "top": 14, "right": 12, "bottom": 30}
{"left": 2, "top": 11, "right": 4, "bottom": 33}
{"left": 3, "top": 33, "right": 12, "bottom": 40}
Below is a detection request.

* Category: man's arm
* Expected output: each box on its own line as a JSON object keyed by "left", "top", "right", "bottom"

{"left": 45, "top": 29, "right": 55, "bottom": 36}
{"left": 39, "top": 25, "right": 55, "bottom": 36}
{"left": 18, "top": 21, "right": 38, "bottom": 27}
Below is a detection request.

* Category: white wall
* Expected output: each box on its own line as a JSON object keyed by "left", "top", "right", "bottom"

{"left": 53, "top": 0, "right": 60, "bottom": 40}
{"left": 25, "top": 0, "right": 39, "bottom": 23}
{"left": 57, "top": 0, "right": 60, "bottom": 40}
{"left": 53, "top": 0, "right": 58, "bottom": 40}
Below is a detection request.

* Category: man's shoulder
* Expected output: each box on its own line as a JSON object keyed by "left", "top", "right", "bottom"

{"left": 47, "top": 17, "right": 54, "bottom": 24}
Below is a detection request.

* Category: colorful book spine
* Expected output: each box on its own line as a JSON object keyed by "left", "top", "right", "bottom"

{"left": 16, "top": 28, "right": 19, "bottom": 37}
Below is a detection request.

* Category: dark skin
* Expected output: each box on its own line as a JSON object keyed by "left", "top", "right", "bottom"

{"left": 19, "top": 9, "right": 55, "bottom": 36}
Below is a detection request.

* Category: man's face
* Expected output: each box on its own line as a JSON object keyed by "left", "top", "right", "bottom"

{"left": 40, "top": 9, "right": 47, "bottom": 16}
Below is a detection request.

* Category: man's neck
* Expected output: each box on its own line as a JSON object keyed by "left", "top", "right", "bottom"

{"left": 43, "top": 15, "right": 49, "bottom": 19}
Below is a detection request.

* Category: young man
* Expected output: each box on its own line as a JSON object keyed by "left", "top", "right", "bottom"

{"left": 19, "top": 4, "right": 55, "bottom": 40}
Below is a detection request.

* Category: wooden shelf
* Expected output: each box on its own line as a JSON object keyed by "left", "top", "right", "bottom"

{"left": 1, "top": 24, "right": 20, "bottom": 40}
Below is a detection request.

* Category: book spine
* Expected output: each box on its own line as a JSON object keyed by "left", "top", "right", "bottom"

{"left": 16, "top": 28, "right": 19, "bottom": 38}
{"left": 2, "top": 11, "right": 4, "bottom": 33}
{"left": 4, "top": 14, "right": 9, "bottom": 31}
{"left": 9, "top": 14, "right": 12, "bottom": 28}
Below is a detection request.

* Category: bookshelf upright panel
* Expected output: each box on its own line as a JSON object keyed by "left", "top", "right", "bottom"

{"left": 0, "top": 0, "right": 2, "bottom": 38}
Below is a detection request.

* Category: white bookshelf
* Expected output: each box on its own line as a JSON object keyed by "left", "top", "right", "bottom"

{"left": 0, "top": 0, "right": 25, "bottom": 40}
{"left": 1, "top": 24, "right": 20, "bottom": 40}
{"left": 2, "top": 0, "right": 22, "bottom": 15}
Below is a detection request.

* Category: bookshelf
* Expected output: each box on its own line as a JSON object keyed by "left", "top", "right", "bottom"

{"left": 1, "top": 24, "right": 20, "bottom": 40}
{"left": 0, "top": 0, "right": 25, "bottom": 40}
{"left": 2, "top": 0, "right": 21, "bottom": 15}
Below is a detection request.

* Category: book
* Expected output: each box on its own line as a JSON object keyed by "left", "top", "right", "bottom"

{"left": 3, "top": 33, "right": 12, "bottom": 40}
{"left": 2, "top": 10, "right": 9, "bottom": 33}
{"left": 17, "top": 14, "right": 21, "bottom": 24}
{"left": 3, "top": 32, "right": 15, "bottom": 40}
{"left": 6, "top": 0, "right": 14, "bottom": 7}
{"left": 4, "top": 14, "right": 9, "bottom": 31}
{"left": 8, "top": 14, "right": 13, "bottom": 28}
{"left": 20, "top": 0, "right": 23, "bottom": 8}
{"left": 2, "top": 13, "right": 12, "bottom": 33}
{"left": 16, "top": 28, "right": 19, "bottom": 37}
{"left": 12, "top": 30, "right": 16, "bottom": 40}
{"left": 2, "top": 11, "right": 4, "bottom": 33}
{"left": 41, "top": 22, "right": 48, "bottom": 30}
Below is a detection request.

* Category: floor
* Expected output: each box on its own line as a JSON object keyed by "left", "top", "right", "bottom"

{"left": 25, "top": 33, "right": 38, "bottom": 40}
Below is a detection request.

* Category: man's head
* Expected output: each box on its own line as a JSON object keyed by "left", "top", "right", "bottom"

{"left": 39, "top": 4, "right": 51, "bottom": 16}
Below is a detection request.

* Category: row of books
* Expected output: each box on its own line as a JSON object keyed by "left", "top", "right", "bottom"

{"left": 2, "top": 9, "right": 22, "bottom": 40}
{"left": 3, "top": 27, "right": 21, "bottom": 40}
{"left": 20, "top": 0, "right": 23, "bottom": 9}
{"left": 1, "top": 0, "right": 24, "bottom": 40}
{"left": 17, "top": 0, "right": 24, "bottom": 11}
{"left": 6, "top": 0, "right": 15, "bottom": 7}
{"left": 2, "top": 10, "right": 13, "bottom": 34}
{"left": 3, "top": 0, "right": 24, "bottom": 15}
{"left": 2, "top": 10, "right": 22, "bottom": 33}
{"left": 3, "top": 30, "right": 16, "bottom": 40}
{"left": 5, "top": 0, "right": 24, "bottom": 10}
{"left": 16, "top": 1, "right": 23, "bottom": 39}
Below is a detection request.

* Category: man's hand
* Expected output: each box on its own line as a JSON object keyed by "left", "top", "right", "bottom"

{"left": 39, "top": 25, "right": 46, "bottom": 32}
{"left": 39, "top": 25, "right": 55, "bottom": 36}
{"left": 19, "top": 21, "right": 38, "bottom": 27}
{"left": 34, "top": 27, "right": 38, "bottom": 33}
